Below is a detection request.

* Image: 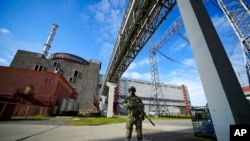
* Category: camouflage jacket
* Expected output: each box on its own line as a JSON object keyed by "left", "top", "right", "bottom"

{"left": 123, "top": 95, "right": 144, "bottom": 118}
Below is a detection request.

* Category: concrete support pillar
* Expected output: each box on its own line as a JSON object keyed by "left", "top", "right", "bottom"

{"left": 99, "top": 95, "right": 106, "bottom": 116}
{"left": 106, "top": 82, "right": 117, "bottom": 117}
{"left": 177, "top": 0, "right": 250, "bottom": 140}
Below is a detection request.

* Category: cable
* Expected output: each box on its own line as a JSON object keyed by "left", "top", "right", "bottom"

{"left": 158, "top": 51, "right": 197, "bottom": 70}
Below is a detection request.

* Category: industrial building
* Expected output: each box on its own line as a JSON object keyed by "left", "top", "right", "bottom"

{"left": 0, "top": 48, "right": 190, "bottom": 119}
{"left": 98, "top": 74, "right": 191, "bottom": 116}
{"left": 9, "top": 50, "right": 101, "bottom": 115}
{"left": 0, "top": 23, "right": 101, "bottom": 119}
{"left": 0, "top": 66, "right": 77, "bottom": 119}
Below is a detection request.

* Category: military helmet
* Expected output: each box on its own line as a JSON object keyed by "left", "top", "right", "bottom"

{"left": 128, "top": 86, "right": 136, "bottom": 92}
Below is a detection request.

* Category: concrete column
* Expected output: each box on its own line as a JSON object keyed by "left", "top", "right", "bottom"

{"left": 99, "top": 95, "right": 106, "bottom": 116}
{"left": 106, "top": 82, "right": 117, "bottom": 117}
{"left": 177, "top": 0, "right": 250, "bottom": 140}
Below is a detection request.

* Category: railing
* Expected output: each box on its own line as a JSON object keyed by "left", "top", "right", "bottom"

{"left": 0, "top": 101, "right": 52, "bottom": 120}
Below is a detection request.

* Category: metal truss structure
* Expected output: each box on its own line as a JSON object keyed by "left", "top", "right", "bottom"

{"left": 217, "top": 0, "right": 250, "bottom": 85}
{"left": 148, "top": 0, "right": 250, "bottom": 116}
{"left": 100, "top": 0, "right": 177, "bottom": 95}
{"left": 148, "top": 17, "right": 184, "bottom": 116}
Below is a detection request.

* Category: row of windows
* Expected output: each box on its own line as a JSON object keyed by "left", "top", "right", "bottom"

{"left": 69, "top": 71, "right": 79, "bottom": 83}
{"left": 34, "top": 65, "right": 44, "bottom": 71}
{"left": 33, "top": 64, "right": 80, "bottom": 83}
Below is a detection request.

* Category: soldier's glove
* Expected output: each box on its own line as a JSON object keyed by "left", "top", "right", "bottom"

{"left": 140, "top": 112, "right": 145, "bottom": 121}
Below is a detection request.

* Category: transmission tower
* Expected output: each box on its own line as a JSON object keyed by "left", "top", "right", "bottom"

{"left": 216, "top": 0, "right": 250, "bottom": 85}
{"left": 148, "top": 17, "right": 184, "bottom": 116}
{"left": 148, "top": 0, "right": 211, "bottom": 116}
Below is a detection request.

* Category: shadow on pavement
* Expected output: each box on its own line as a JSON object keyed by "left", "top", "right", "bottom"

{"left": 94, "top": 129, "right": 217, "bottom": 141}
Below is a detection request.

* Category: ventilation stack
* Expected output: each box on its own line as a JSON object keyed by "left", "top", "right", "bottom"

{"left": 42, "top": 23, "right": 59, "bottom": 57}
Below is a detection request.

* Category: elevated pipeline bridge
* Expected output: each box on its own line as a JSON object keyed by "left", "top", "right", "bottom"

{"left": 99, "top": 0, "right": 177, "bottom": 96}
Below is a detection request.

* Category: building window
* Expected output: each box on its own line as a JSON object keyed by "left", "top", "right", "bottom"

{"left": 69, "top": 77, "right": 75, "bottom": 83}
{"left": 34, "top": 65, "right": 44, "bottom": 71}
{"left": 54, "top": 67, "right": 61, "bottom": 73}
{"left": 53, "top": 61, "right": 58, "bottom": 66}
{"left": 39, "top": 65, "right": 44, "bottom": 71}
{"left": 73, "top": 71, "right": 79, "bottom": 78}
{"left": 34, "top": 65, "right": 39, "bottom": 70}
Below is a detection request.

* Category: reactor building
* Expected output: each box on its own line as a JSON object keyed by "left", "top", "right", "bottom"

{"left": 0, "top": 23, "right": 101, "bottom": 119}
{"left": 9, "top": 50, "right": 101, "bottom": 114}
{"left": 98, "top": 74, "right": 191, "bottom": 116}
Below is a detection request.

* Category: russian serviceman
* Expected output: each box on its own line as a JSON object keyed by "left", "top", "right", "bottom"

{"left": 123, "top": 86, "right": 145, "bottom": 141}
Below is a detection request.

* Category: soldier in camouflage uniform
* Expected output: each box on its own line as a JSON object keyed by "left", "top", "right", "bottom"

{"left": 123, "top": 86, "right": 145, "bottom": 141}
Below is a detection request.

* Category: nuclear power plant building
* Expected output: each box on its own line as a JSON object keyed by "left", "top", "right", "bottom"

{"left": 9, "top": 50, "right": 101, "bottom": 115}
{"left": 98, "top": 74, "right": 191, "bottom": 116}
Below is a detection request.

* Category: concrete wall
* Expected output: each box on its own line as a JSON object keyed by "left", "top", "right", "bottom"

{"left": 0, "top": 66, "right": 76, "bottom": 107}
{"left": 10, "top": 50, "right": 101, "bottom": 113}
{"left": 98, "top": 74, "right": 191, "bottom": 115}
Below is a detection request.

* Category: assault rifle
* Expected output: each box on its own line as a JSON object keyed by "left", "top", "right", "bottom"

{"left": 143, "top": 112, "right": 155, "bottom": 126}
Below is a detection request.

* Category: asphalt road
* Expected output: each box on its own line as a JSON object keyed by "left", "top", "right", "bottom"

{"left": 0, "top": 117, "right": 216, "bottom": 141}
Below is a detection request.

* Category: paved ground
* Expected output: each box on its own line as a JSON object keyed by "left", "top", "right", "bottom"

{"left": 0, "top": 117, "right": 216, "bottom": 141}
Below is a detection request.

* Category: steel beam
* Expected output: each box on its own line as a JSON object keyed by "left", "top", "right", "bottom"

{"left": 177, "top": 0, "right": 250, "bottom": 140}
{"left": 100, "top": 0, "right": 177, "bottom": 96}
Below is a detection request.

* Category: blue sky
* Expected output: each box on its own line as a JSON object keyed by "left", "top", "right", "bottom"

{"left": 0, "top": 0, "right": 248, "bottom": 106}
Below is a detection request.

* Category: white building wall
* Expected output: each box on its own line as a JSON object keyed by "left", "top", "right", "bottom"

{"left": 117, "top": 77, "right": 190, "bottom": 115}
{"left": 98, "top": 74, "right": 191, "bottom": 115}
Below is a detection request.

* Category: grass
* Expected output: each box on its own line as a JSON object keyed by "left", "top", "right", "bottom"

{"left": 10, "top": 115, "right": 190, "bottom": 126}
{"left": 70, "top": 116, "right": 127, "bottom": 126}
{"left": 70, "top": 115, "right": 191, "bottom": 126}
{"left": 149, "top": 116, "right": 191, "bottom": 120}
{"left": 12, "top": 115, "right": 49, "bottom": 120}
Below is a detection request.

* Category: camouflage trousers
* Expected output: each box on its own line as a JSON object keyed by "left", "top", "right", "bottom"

{"left": 126, "top": 117, "right": 143, "bottom": 141}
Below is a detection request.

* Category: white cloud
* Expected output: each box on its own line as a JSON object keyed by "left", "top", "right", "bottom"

{"left": 182, "top": 58, "right": 197, "bottom": 69}
{"left": 89, "top": 0, "right": 126, "bottom": 38}
{"left": 127, "top": 62, "right": 137, "bottom": 70}
{"left": 170, "top": 41, "right": 187, "bottom": 53}
{"left": 87, "top": 0, "right": 127, "bottom": 60}
{"left": 0, "top": 58, "right": 9, "bottom": 66}
{"left": 99, "top": 42, "right": 113, "bottom": 59}
{"left": 0, "top": 35, "right": 43, "bottom": 67}
{"left": 110, "top": 0, "right": 127, "bottom": 8}
{"left": 211, "top": 15, "right": 230, "bottom": 31}
{"left": 95, "top": 12, "right": 105, "bottom": 22}
{"left": 123, "top": 71, "right": 151, "bottom": 81}
{"left": 0, "top": 28, "right": 10, "bottom": 34}
{"left": 210, "top": 14, "right": 248, "bottom": 85}
{"left": 127, "top": 58, "right": 150, "bottom": 71}
{"left": 139, "top": 58, "right": 150, "bottom": 66}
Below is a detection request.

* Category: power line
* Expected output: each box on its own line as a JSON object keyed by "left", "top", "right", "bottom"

{"left": 158, "top": 51, "right": 197, "bottom": 70}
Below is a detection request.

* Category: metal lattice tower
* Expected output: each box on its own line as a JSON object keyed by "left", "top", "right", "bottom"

{"left": 148, "top": 0, "right": 210, "bottom": 116}
{"left": 216, "top": 0, "right": 250, "bottom": 85}
{"left": 148, "top": 17, "right": 184, "bottom": 116}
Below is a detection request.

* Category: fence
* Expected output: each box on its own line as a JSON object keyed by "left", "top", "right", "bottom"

{"left": 0, "top": 101, "right": 52, "bottom": 120}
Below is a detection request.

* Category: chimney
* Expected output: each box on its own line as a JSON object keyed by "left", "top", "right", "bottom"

{"left": 42, "top": 23, "right": 59, "bottom": 57}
